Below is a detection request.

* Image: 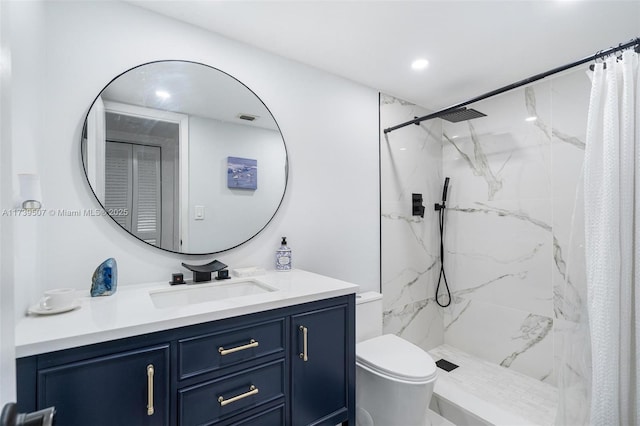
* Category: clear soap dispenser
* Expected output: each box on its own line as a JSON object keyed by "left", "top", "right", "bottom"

{"left": 276, "top": 237, "right": 292, "bottom": 271}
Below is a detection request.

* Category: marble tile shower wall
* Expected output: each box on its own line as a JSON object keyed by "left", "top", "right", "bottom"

{"left": 380, "top": 94, "right": 444, "bottom": 351}
{"left": 380, "top": 67, "right": 590, "bottom": 385}
{"left": 442, "top": 68, "right": 590, "bottom": 385}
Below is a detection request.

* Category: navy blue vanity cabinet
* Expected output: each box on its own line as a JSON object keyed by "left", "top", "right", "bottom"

{"left": 16, "top": 294, "right": 355, "bottom": 426}
{"left": 33, "top": 344, "right": 169, "bottom": 426}
{"left": 291, "top": 300, "right": 355, "bottom": 426}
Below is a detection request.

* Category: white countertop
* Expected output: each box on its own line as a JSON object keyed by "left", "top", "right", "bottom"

{"left": 15, "top": 269, "right": 359, "bottom": 358}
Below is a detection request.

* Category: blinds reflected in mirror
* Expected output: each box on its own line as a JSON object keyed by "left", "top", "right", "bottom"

{"left": 105, "top": 142, "right": 133, "bottom": 230}
{"left": 105, "top": 142, "right": 161, "bottom": 246}
{"left": 133, "top": 145, "right": 161, "bottom": 245}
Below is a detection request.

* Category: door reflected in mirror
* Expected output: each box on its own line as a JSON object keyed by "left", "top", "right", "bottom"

{"left": 82, "top": 61, "right": 288, "bottom": 254}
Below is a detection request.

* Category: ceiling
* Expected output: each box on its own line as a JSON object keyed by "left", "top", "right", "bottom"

{"left": 129, "top": 1, "right": 640, "bottom": 112}
{"left": 101, "top": 61, "right": 279, "bottom": 130}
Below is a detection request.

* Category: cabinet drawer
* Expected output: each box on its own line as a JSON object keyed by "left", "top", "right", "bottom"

{"left": 178, "top": 359, "right": 285, "bottom": 425}
{"left": 219, "top": 404, "right": 285, "bottom": 426}
{"left": 178, "top": 317, "right": 285, "bottom": 380}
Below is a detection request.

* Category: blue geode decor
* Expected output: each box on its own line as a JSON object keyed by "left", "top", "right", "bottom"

{"left": 91, "top": 258, "right": 118, "bottom": 297}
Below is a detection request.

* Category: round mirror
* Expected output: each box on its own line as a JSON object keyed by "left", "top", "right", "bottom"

{"left": 81, "top": 61, "right": 288, "bottom": 255}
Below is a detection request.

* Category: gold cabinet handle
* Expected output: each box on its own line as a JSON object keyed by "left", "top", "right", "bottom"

{"left": 146, "top": 364, "right": 154, "bottom": 416}
{"left": 217, "top": 385, "right": 259, "bottom": 407}
{"left": 218, "top": 339, "right": 259, "bottom": 356}
{"left": 299, "top": 326, "right": 308, "bottom": 361}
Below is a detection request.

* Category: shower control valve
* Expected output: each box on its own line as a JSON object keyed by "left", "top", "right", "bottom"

{"left": 412, "top": 193, "right": 425, "bottom": 218}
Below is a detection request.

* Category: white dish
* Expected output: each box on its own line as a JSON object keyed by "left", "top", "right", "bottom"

{"left": 28, "top": 301, "right": 81, "bottom": 316}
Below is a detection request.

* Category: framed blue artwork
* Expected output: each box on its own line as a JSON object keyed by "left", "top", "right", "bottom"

{"left": 227, "top": 156, "right": 257, "bottom": 190}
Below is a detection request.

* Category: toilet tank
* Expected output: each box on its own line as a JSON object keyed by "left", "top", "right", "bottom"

{"left": 356, "top": 291, "right": 383, "bottom": 343}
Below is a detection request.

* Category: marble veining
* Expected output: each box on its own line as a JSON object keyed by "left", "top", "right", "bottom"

{"left": 526, "top": 86, "right": 552, "bottom": 140}
{"left": 446, "top": 200, "right": 553, "bottom": 312}
{"left": 449, "top": 242, "right": 544, "bottom": 264}
{"left": 553, "top": 128, "right": 586, "bottom": 150}
{"left": 450, "top": 202, "right": 551, "bottom": 231}
{"left": 500, "top": 314, "right": 553, "bottom": 368}
{"left": 380, "top": 93, "right": 415, "bottom": 106}
{"left": 527, "top": 86, "right": 586, "bottom": 150}
{"left": 381, "top": 212, "right": 436, "bottom": 253}
{"left": 381, "top": 212, "right": 423, "bottom": 224}
{"left": 384, "top": 298, "right": 432, "bottom": 335}
{"left": 450, "top": 272, "right": 528, "bottom": 302}
{"left": 443, "top": 127, "right": 504, "bottom": 200}
{"left": 552, "top": 235, "right": 583, "bottom": 322}
{"left": 384, "top": 262, "right": 439, "bottom": 309}
{"left": 383, "top": 297, "right": 443, "bottom": 350}
{"left": 443, "top": 299, "right": 472, "bottom": 332}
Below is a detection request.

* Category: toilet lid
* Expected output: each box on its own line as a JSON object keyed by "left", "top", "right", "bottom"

{"left": 356, "top": 334, "right": 437, "bottom": 382}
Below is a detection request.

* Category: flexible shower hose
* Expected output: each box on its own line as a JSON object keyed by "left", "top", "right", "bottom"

{"left": 435, "top": 201, "right": 451, "bottom": 307}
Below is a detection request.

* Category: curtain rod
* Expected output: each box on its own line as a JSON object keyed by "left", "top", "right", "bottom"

{"left": 384, "top": 37, "right": 640, "bottom": 134}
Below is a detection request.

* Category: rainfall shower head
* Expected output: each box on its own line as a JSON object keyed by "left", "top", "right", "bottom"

{"left": 438, "top": 107, "right": 486, "bottom": 123}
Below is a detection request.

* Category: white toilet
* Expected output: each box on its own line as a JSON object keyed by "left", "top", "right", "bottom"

{"left": 355, "top": 291, "right": 437, "bottom": 426}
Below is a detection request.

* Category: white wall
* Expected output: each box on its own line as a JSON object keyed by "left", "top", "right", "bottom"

{"left": 0, "top": 0, "right": 16, "bottom": 404}
{"left": 11, "top": 1, "right": 380, "bottom": 319}
{"left": 3, "top": 0, "right": 49, "bottom": 401}
{"left": 187, "top": 116, "right": 286, "bottom": 253}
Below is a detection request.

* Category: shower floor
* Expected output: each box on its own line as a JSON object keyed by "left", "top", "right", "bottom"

{"left": 428, "top": 345, "right": 558, "bottom": 426}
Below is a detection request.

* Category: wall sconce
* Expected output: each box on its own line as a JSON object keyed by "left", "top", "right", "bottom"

{"left": 18, "top": 173, "right": 42, "bottom": 210}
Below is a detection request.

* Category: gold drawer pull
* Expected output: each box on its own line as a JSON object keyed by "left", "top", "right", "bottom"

{"left": 299, "top": 326, "right": 308, "bottom": 362}
{"left": 147, "top": 364, "right": 154, "bottom": 416}
{"left": 218, "top": 339, "right": 259, "bottom": 356}
{"left": 218, "top": 385, "right": 259, "bottom": 407}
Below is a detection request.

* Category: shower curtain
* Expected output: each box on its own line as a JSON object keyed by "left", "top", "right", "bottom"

{"left": 584, "top": 49, "right": 639, "bottom": 425}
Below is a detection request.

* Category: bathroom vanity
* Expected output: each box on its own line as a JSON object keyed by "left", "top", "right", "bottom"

{"left": 15, "top": 270, "right": 357, "bottom": 426}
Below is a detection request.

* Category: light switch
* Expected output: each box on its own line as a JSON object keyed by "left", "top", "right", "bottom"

{"left": 194, "top": 205, "right": 205, "bottom": 220}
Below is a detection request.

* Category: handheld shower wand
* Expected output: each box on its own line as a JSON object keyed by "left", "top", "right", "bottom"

{"left": 435, "top": 177, "right": 451, "bottom": 307}
{"left": 442, "top": 177, "right": 450, "bottom": 203}
{"left": 435, "top": 177, "right": 450, "bottom": 211}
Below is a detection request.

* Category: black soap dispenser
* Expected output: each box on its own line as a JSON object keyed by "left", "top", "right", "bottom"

{"left": 275, "top": 237, "right": 292, "bottom": 271}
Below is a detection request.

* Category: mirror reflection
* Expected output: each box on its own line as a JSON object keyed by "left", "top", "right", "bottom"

{"left": 82, "top": 61, "right": 288, "bottom": 254}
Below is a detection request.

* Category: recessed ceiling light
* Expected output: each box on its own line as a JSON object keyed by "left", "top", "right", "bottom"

{"left": 525, "top": 116, "right": 538, "bottom": 122}
{"left": 155, "top": 90, "right": 171, "bottom": 99}
{"left": 411, "top": 58, "right": 429, "bottom": 71}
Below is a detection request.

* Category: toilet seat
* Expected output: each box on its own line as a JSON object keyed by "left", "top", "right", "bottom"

{"left": 356, "top": 334, "right": 437, "bottom": 383}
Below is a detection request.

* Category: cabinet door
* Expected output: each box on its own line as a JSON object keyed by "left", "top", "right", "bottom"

{"left": 37, "top": 344, "right": 169, "bottom": 426}
{"left": 291, "top": 304, "right": 348, "bottom": 426}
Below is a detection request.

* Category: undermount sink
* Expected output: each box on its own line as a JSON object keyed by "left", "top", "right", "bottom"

{"left": 149, "top": 279, "right": 277, "bottom": 309}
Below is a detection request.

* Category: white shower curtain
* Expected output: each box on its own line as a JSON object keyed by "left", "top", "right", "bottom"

{"left": 584, "top": 49, "right": 639, "bottom": 425}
